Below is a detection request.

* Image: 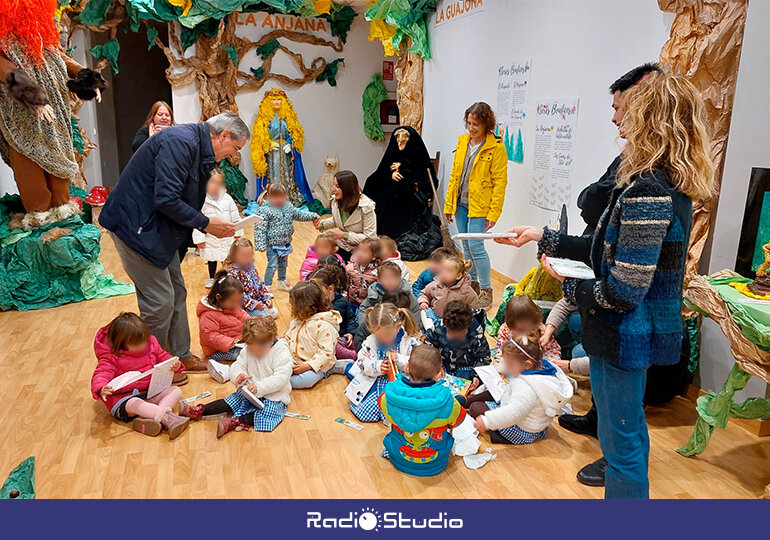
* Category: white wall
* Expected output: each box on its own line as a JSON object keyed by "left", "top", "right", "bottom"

{"left": 423, "top": 0, "right": 672, "bottom": 280}
{"left": 172, "top": 14, "right": 387, "bottom": 200}
{"left": 700, "top": 0, "right": 770, "bottom": 399}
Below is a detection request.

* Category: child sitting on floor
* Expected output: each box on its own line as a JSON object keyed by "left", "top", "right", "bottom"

{"left": 346, "top": 303, "right": 420, "bottom": 422}
{"left": 358, "top": 261, "right": 421, "bottom": 326}
{"left": 309, "top": 265, "right": 357, "bottom": 361}
{"left": 197, "top": 271, "right": 250, "bottom": 365}
{"left": 418, "top": 255, "right": 479, "bottom": 321}
{"left": 496, "top": 294, "right": 560, "bottom": 366}
{"left": 91, "top": 313, "right": 189, "bottom": 440}
{"left": 226, "top": 238, "right": 278, "bottom": 317}
{"left": 180, "top": 316, "right": 292, "bottom": 438}
{"left": 467, "top": 330, "right": 573, "bottom": 445}
{"left": 379, "top": 235, "right": 411, "bottom": 286}
{"left": 193, "top": 167, "right": 243, "bottom": 288}
{"left": 254, "top": 183, "right": 320, "bottom": 290}
{"left": 354, "top": 289, "right": 412, "bottom": 351}
{"left": 300, "top": 232, "right": 344, "bottom": 280}
{"left": 423, "top": 300, "right": 491, "bottom": 385}
{"left": 539, "top": 297, "right": 588, "bottom": 375}
{"left": 412, "top": 247, "right": 456, "bottom": 298}
{"left": 378, "top": 344, "right": 466, "bottom": 476}
{"left": 346, "top": 237, "right": 381, "bottom": 306}
{"left": 285, "top": 281, "right": 345, "bottom": 389}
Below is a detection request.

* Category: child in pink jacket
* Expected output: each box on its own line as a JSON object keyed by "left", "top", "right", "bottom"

{"left": 300, "top": 232, "right": 344, "bottom": 280}
{"left": 91, "top": 313, "right": 189, "bottom": 439}
{"left": 197, "top": 271, "right": 250, "bottom": 363}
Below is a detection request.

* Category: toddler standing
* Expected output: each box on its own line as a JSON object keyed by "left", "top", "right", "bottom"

{"left": 192, "top": 167, "right": 243, "bottom": 288}
{"left": 254, "top": 183, "right": 319, "bottom": 290}
{"left": 226, "top": 238, "right": 278, "bottom": 317}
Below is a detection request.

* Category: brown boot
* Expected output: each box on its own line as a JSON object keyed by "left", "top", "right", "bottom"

{"left": 161, "top": 412, "right": 190, "bottom": 440}
{"left": 180, "top": 354, "right": 208, "bottom": 373}
{"left": 470, "top": 280, "right": 481, "bottom": 295}
{"left": 178, "top": 402, "right": 204, "bottom": 420}
{"left": 216, "top": 416, "right": 250, "bottom": 439}
{"left": 172, "top": 372, "right": 189, "bottom": 387}
{"left": 477, "top": 288, "right": 493, "bottom": 308}
{"left": 132, "top": 418, "right": 162, "bottom": 437}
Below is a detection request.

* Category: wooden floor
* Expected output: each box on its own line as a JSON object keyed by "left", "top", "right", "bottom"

{"left": 1, "top": 221, "right": 769, "bottom": 498}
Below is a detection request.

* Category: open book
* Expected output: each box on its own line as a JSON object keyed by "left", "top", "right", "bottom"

{"left": 107, "top": 357, "right": 178, "bottom": 399}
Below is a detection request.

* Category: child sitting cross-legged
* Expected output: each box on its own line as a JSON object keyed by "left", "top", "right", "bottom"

{"left": 354, "top": 289, "right": 412, "bottom": 351}
{"left": 179, "top": 316, "right": 292, "bottom": 438}
{"left": 197, "top": 271, "right": 250, "bottom": 365}
{"left": 412, "top": 247, "right": 456, "bottom": 298}
{"left": 346, "top": 237, "right": 381, "bottom": 306}
{"left": 346, "top": 303, "right": 420, "bottom": 423}
{"left": 226, "top": 238, "right": 278, "bottom": 317}
{"left": 378, "top": 344, "right": 467, "bottom": 476}
{"left": 285, "top": 281, "right": 346, "bottom": 389}
{"left": 423, "top": 300, "right": 491, "bottom": 387}
{"left": 466, "top": 329, "right": 573, "bottom": 445}
{"left": 358, "top": 260, "right": 421, "bottom": 326}
{"left": 91, "top": 313, "right": 189, "bottom": 440}
{"left": 309, "top": 265, "right": 357, "bottom": 362}
{"left": 418, "top": 255, "right": 479, "bottom": 325}
{"left": 496, "top": 294, "right": 560, "bottom": 366}
{"left": 379, "top": 235, "right": 411, "bottom": 287}
{"left": 300, "top": 232, "right": 345, "bottom": 280}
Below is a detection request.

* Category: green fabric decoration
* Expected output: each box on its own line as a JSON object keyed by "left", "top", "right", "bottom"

{"left": 69, "top": 185, "right": 93, "bottom": 227}
{"left": 250, "top": 67, "right": 265, "bottom": 79}
{"left": 71, "top": 116, "right": 85, "bottom": 155}
{"left": 320, "top": 4, "right": 357, "bottom": 43}
{"left": 316, "top": 58, "right": 343, "bottom": 87}
{"left": 219, "top": 44, "right": 239, "bottom": 65}
{"left": 686, "top": 316, "right": 700, "bottom": 375}
{"left": 365, "top": 0, "right": 439, "bottom": 59}
{"left": 126, "top": 0, "right": 182, "bottom": 22}
{"left": 78, "top": 0, "right": 113, "bottom": 27}
{"left": 146, "top": 25, "right": 159, "bottom": 50}
{"left": 125, "top": 2, "right": 142, "bottom": 33}
{"left": 256, "top": 39, "right": 280, "bottom": 60}
{"left": 305, "top": 199, "right": 332, "bottom": 216}
{"left": 0, "top": 195, "right": 134, "bottom": 311}
{"left": 219, "top": 159, "right": 249, "bottom": 206}
{"left": 91, "top": 39, "right": 121, "bottom": 75}
{"left": 180, "top": 18, "right": 220, "bottom": 51}
{"left": 486, "top": 283, "right": 517, "bottom": 336}
{"left": 362, "top": 73, "right": 387, "bottom": 141}
{"left": 0, "top": 457, "right": 35, "bottom": 499}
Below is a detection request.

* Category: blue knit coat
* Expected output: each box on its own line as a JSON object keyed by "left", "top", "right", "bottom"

{"left": 253, "top": 201, "right": 318, "bottom": 251}
{"left": 539, "top": 170, "right": 692, "bottom": 371}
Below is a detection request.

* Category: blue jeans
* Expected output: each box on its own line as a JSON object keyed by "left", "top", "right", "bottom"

{"left": 454, "top": 205, "right": 491, "bottom": 289}
{"left": 265, "top": 247, "right": 288, "bottom": 285}
{"left": 290, "top": 368, "right": 330, "bottom": 389}
{"left": 568, "top": 311, "right": 586, "bottom": 358}
{"left": 590, "top": 355, "right": 650, "bottom": 499}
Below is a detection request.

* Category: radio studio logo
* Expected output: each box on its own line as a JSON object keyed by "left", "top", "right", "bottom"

{"left": 306, "top": 506, "right": 464, "bottom": 531}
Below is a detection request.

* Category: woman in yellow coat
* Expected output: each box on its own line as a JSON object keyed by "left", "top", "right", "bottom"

{"left": 444, "top": 102, "right": 508, "bottom": 307}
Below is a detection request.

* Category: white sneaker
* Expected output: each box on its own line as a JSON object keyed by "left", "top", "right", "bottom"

{"left": 204, "top": 278, "right": 215, "bottom": 288}
{"left": 207, "top": 359, "right": 229, "bottom": 384}
{"left": 275, "top": 280, "right": 292, "bottom": 291}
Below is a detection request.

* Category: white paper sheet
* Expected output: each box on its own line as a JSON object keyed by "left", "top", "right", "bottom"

{"left": 233, "top": 214, "right": 263, "bottom": 230}
{"left": 451, "top": 232, "right": 518, "bottom": 241}
{"left": 473, "top": 365, "right": 509, "bottom": 403}
{"left": 146, "top": 357, "right": 177, "bottom": 399}
{"left": 546, "top": 257, "right": 594, "bottom": 280}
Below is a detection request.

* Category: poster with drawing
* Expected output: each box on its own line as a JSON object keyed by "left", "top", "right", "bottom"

{"left": 529, "top": 98, "right": 579, "bottom": 210}
{"left": 496, "top": 59, "right": 531, "bottom": 163}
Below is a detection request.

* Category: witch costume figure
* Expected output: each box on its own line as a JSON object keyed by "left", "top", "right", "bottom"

{"left": 0, "top": 0, "right": 105, "bottom": 230}
{"left": 250, "top": 88, "right": 313, "bottom": 207}
{"left": 364, "top": 126, "right": 442, "bottom": 260}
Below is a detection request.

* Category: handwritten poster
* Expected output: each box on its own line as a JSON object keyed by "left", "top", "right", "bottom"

{"left": 529, "top": 98, "right": 579, "bottom": 210}
{"left": 496, "top": 59, "right": 531, "bottom": 163}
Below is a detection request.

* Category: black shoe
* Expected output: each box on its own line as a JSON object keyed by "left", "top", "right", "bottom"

{"left": 576, "top": 457, "right": 608, "bottom": 487}
{"left": 558, "top": 413, "right": 598, "bottom": 438}
{"left": 489, "top": 430, "right": 512, "bottom": 444}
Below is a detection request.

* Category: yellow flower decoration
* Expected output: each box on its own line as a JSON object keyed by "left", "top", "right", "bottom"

{"left": 250, "top": 89, "right": 305, "bottom": 177}
{"left": 168, "top": 0, "right": 192, "bottom": 17}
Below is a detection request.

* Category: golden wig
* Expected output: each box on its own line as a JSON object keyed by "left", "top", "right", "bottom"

{"left": 617, "top": 72, "right": 716, "bottom": 203}
{"left": 250, "top": 88, "right": 305, "bottom": 177}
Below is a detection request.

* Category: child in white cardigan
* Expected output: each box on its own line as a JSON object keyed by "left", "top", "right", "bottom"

{"left": 468, "top": 329, "right": 573, "bottom": 445}
{"left": 179, "top": 316, "right": 292, "bottom": 438}
{"left": 193, "top": 167, "right": 243, "bottom": 288}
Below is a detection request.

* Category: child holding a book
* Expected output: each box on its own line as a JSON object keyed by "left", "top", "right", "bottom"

{"left": 346, "top": 237, "right": 381, "bottom": 306}
{"left": 180, "top": 316, "right": 293, "bottom": 438}
{"left": 226, "top": 238, "right": 278, "bottom": 317}
{"left": 197, "top": 271, "right": 250, "bottom": 370}
{"left": 378, "top": 344, "right": 467, "bottom": 476}
{"left": 253, "top": 183, "right": 320, "bottom": 290}
{"left": 285, "top": 281, "right": 344, "bottom": 389}
{"left": 91, "top": 313, "right": 189, "bottom": 439}
{"left": 300, "top": 232, "right": 345, "bottom": 280}
{"left": 346, "top": 303, "right": 420, "bottom": 423}
{"left": 468, "top": 330, "right": 573, "bottom": 445}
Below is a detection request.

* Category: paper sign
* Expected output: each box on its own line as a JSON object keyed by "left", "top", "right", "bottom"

{"left": 496, "top": 59, "right": 531, "bottom": 163}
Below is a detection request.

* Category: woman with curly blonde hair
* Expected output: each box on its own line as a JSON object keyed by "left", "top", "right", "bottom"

{"left": 250, "top": 88, "right": 313, "bottom": 206}
{"left": 499, "top": 71, "right": 714, "bottom": 498}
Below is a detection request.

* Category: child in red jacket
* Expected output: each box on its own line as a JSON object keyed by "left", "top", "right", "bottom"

{"left": 197, "top": 271, "right": 250, "bottom": 364}
{"left": 91, "top": 313, "right": 189, "bottom": 439}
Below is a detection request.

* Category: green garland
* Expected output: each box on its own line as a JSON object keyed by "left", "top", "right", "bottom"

{"left": 361, "top": 73, "right": 387, "bottom": 141}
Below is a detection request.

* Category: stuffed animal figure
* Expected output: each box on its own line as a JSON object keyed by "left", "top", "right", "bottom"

{"left": 312, "top": 154, "right": 339, "bottom": 206}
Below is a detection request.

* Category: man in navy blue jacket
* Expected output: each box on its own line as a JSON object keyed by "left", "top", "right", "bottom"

{"left": 101, "top": 111, "right": 249, "bottom": 372}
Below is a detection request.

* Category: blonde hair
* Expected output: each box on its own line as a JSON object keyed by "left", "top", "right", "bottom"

{"left": 250, "top": 89, "right": 304, "bottom": 177}
{"left": 445, "top": 255, "right": 472, "bottom": 276}
{"left": 379, "top": 235, "right": 397, "bottom": 255}
{"left": 224, "top": 237, "right": 254, "bottom": 267}
{"left": 617, "top": 72, "right": 715, "bottom": 202}
{"left": 257, "top": 182, "right": 287, "bottom": 204}
{"left": 364, "top": 302, "right": 419, "bottom": 337}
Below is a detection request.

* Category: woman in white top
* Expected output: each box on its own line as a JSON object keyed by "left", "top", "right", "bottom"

{"left": 317, "top": 170, "right": 377, "bottom": 261}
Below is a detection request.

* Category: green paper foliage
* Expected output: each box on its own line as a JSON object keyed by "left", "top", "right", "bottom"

{"left": 362, "top": 72, "right": 387, "bottom": 141}
{"left": 0, "top": 457, "right": 35, "bottom": 499}
{"left": 71, "top": 116, "right": 85, "bottom": 155}
{"left": 219, "top": 159, "right": 249, "bottom": 206}
{"left": 365, "top": 0, "right": 440, "bottom": 59}
{"left": 320, "top": 4, "right": 357, "bottom": 43}
{"left": 146, "top": 25, "right": 159, "bottom": 50}
{"left": 91, "top": 38, "right": 120, "bottom": 74}
{"left": 250, "top": 67, "right": 265, "bottom": 79}
{"left": 180, "top": 18, "right": 220, "bottom": 51}
{"left": 316, "top": 58, "right": 343, "bottom": 87}
{"left": 125, "top": 2, "right": 142, "bottom": 32}
{"left": 78, "top": 0, "right": 113, "bottom": 27}
{"left": 127, "top": 0, "right": 182, "bottom": 22}
{"left": 219, "top": 44, "right": 239, "bottom": 64}
{"left": 256, "top": 39, "right": 280, "bottom": 60}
